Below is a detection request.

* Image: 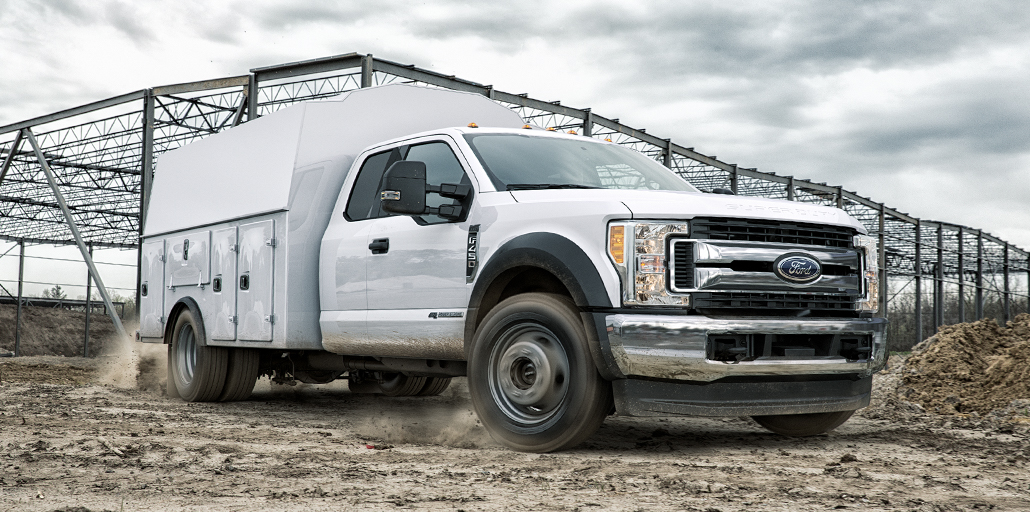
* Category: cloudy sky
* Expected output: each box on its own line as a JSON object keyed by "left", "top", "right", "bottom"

{"left": 1, "top": 0, "right": 1029, "bottom": 297}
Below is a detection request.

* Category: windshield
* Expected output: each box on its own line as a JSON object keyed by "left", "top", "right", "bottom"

{"left": 463, "top": 133, "right": 699, "bottom": 192}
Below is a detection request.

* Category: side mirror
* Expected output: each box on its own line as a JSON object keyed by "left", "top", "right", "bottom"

{"left": 380, "top": 161, "right": 428, "bottom": 215}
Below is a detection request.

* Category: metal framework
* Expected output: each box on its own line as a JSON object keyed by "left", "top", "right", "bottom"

{"left": 1, "top": 52, "right": 1027, "bottom": 354}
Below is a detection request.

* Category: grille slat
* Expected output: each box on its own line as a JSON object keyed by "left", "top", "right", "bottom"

{"left": 691, "top": 218, "right": 856, "bottom": 248}
{"left": 672, "top": 240, "right": 694, "bottom": 289}
{"left": 693, "top": 292, "right": 857, "bottom": 312}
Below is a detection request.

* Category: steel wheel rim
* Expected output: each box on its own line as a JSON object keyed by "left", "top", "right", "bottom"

{"left": 175, "top": 323, "right": 197, "bottom": 386}
{"left": 488, "top": 322, "right": 570, "bottom": 427}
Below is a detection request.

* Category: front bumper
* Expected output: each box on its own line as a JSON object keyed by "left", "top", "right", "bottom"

{"left": 600, "top": 314, "right": 887, "bottom": 417}
{"left": 603, "top": 314, "right": 888, "bottom": 382}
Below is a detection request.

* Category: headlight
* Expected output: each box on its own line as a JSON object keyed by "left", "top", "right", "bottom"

{"left": 608, "top": 221, "right": 690, "bottom": 307}
{"left": 854, "top": 235, "right": 879, "bottom": 313}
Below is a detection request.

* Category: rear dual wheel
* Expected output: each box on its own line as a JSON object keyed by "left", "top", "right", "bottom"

{"left": 351, "top": 373, "right": 451, "bottom": 397}
{"left": 167, "top": 310, "right": 258, "bottom": 402}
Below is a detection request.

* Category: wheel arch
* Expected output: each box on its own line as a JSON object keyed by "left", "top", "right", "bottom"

{"left": 163, "top": 297, "right": 208, "bottom": 347}
{"left": 464, "top": 232, "right": 615, "bottom": 371}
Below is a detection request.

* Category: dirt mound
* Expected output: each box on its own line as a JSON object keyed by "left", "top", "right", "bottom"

{"left": 903, "top": 313, "right": 1030, "bottom": 415}
{"left": 0, "top": 304, "right": 119, "bottom": 357}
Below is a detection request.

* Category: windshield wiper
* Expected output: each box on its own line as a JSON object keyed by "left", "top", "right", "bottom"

{"left": 506, "top": 183, "right": 599, "bottom": 190}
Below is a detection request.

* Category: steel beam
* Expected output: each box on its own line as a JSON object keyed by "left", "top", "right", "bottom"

{"left": 251, "top": 52, "right": 364, "bottom": 82}
{"left": 23, "top": 129, "right": 128, "bottom": 340}
{"left": 151, "top": 76, "right": 249, "bottom": 96}
{"left": 0, "top": 130, "right": 24, "bottom": 187}
{"left": 0, "top": 90, "right": 146, "bottom": 136}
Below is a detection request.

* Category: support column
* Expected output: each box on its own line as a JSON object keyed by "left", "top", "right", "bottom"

{"left": 729, "top": 165, "right": 738, "bottom": 195}
{"left": 786, "top": 177, "right": 795, "bottom": 201}
{"left": 84, "top": 244, "right": 93, "bottom": 358}
{"left": 1003, "top": 243, "right": 1010, "bottom": 324}
{"left": 137, "top": 91, "right": 155, "bottom": 320}
{"left": 836, "top": 186, "right": 844, "bottom": 209}
{"left": 878, "top": 203, "right": 887, "bottom": 315}
{"left": 914, "top": 221, "right": 922, "bottom": 345}
{"left": 976, "top": 230, "right": 984, "bottom": 320}
{"left": 247, "top": 74, "right": 259, "bottom": 120}
{"left": 663, "top": 139, "right": 673, "bottom": 168}
{"left": 15, "top": 240, "right": 24, "bottom": 357}
{"left": 935, "top": 224, "right": 944, "bottom": 332}
{"left": 24, "top": 129, "right": 128, "bottom": 340}
{"left": 361, "top": 54, "right": 374, "bottom": 88}
{"left": 582, "top": 109, "right": 592, "bottom": 137}
{"left": 957, "top": 228, "right": 965, "bottom": 322}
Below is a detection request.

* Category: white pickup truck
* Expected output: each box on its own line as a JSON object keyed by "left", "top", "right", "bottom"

{"left": 138, "top": 84, "right": 886, "bottom": 452}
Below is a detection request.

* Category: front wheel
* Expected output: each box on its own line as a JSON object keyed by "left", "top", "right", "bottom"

{"left": 468, "top": 293, "right": 611, "bottom": 452}
{"left": 752, "top": 410, "right": 856, "bottom": 436}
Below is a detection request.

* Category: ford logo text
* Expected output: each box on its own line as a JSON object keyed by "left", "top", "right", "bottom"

{"left": 773, "top": 254, "right": 822, "bottom": 284}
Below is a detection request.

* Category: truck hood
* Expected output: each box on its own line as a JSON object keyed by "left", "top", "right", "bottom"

{"left": 509, "top": 189, "right": 866, "bottom": 233}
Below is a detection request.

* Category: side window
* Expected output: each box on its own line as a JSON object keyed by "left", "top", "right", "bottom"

{"left": 345, "top": 149, "right": 399, "bottom": 221}
{"left": 403, "top": 142, "right": 470, "bottom": 225}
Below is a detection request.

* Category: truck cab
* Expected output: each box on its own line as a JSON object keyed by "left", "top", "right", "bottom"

{"left": 139, "top": 84, "right": 886, "bottom": 452}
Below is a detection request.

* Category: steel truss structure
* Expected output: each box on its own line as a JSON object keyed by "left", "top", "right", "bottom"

{"left": 1, "top": 52, "right": 1028, "bottom": 352}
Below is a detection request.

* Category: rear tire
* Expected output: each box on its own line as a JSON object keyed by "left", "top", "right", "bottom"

{"left": 219, "top": 348, "right": 259, "bottom": 402}
{"left": 380, "top": 373, "right": 428, "bottom": 397}
{"left": 752, "top": 410, "right": 856, "bottom": 436}
{"left": 168, "top": 310, "right": 227, "bottom": 402}
{"left": 418, "top": 377, "right": 452, "bottom": 396}
{"left": 468, "top": 293, "right": 611, "bottom": 452}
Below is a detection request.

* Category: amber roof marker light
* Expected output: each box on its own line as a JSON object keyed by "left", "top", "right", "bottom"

{"left": 467, "top": 122, "right": 478, "bottom": 128}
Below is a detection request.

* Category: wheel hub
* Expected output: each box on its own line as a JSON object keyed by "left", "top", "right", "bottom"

{"left": 490, "top": 325, "right": 570, "bottom": 424}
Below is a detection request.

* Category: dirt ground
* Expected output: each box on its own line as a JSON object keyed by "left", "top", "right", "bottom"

{"left": 2, "top": 337, "right": 1030, "bottom": 511}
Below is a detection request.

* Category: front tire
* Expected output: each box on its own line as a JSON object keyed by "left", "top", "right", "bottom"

{"left": 168, "top": 310, "right": 227, "bottom": 402}
{"left": 468, "top": 293, "right": 611, "bottom": 452}
{"left": 752, "top": 410, "right": 855, "bottom": 436}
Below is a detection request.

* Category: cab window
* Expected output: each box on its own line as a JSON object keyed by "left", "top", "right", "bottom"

{"left": 403, "top": 142, "right": 471, "bottom": 225}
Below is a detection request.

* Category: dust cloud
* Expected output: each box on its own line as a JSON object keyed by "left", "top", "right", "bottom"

{"left": 351, "top": 379, "right": 496, "bottom": 449}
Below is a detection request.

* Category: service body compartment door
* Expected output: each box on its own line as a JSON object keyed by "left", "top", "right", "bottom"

{"left": 139, "top": 240, "right": 165, "bottom": 338}
{"left": 209, "top": 227, "right": 238, "bottom": 341}
{"left": 166, "top": 231, "right": 211, "bottom": 287}
{"left": 238, "top": 220, "right": 275, "bottom": 341}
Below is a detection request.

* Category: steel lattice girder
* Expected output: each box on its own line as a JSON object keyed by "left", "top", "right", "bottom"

{"left": 0, "top": 52, "right": 1027, "bottom": 319}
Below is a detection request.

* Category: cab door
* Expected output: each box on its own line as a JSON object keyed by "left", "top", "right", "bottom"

{"left": 365, "top": 139, "right": 473, "bottom": 359}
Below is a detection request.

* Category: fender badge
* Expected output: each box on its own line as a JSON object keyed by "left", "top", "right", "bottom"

{"left": 428, "top": 312, "right": 464, "bottom": 319}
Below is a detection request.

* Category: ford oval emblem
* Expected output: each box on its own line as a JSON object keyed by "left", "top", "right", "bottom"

{"left": 773, "top": 254, "right": 822, "bottom": 284}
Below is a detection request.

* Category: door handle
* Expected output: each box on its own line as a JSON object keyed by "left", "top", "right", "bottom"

{"left": 369, "top": 238, "right": 390, "bottom": 254}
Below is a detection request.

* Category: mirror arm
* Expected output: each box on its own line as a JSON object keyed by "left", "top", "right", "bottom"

{"left": 426, "top": 183, "right": 471, "bottom": 200}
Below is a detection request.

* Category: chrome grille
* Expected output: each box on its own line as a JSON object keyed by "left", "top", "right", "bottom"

{"left": 690, "top": 218, "right": 856, "bottom": 249}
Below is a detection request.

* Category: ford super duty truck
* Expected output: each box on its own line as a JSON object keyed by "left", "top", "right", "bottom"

{"left": 137, "top": 84, "right": 886, "bottom": 452}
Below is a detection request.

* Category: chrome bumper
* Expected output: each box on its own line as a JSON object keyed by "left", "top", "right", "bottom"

{"left": 604, "top": 314, "right": 887, "bottom": 382}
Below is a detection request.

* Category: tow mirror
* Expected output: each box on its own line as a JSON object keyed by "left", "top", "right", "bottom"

{"left": 380, "top": 161, "right": 428, "bottom": 215}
